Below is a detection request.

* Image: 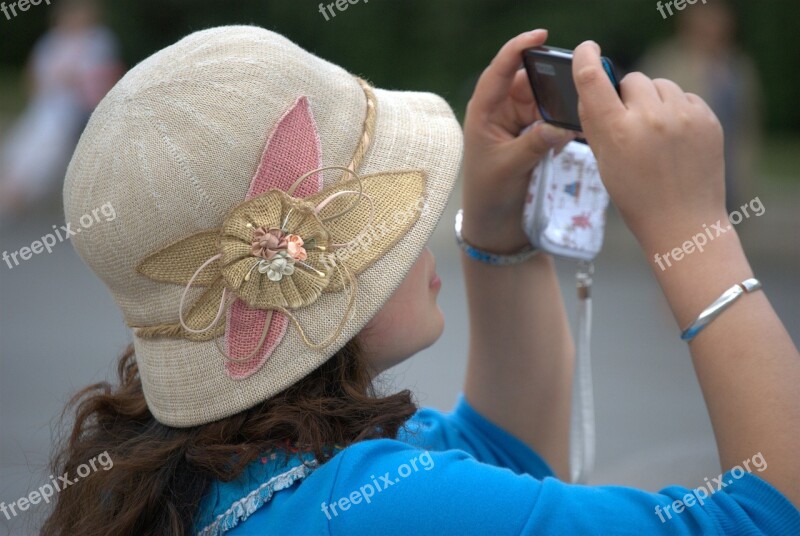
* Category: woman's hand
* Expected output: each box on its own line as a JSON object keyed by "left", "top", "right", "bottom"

{"left": 460, "top": 29, "right": 576, "bottom": 479}
{"left": 572, "top": 40, "right": 728, "bottom": 252}
{"left": 575, "top": 43, "right": 800, "bottom": 508}
{"left": 462, "top": 29, "right": 574, "bottom": 254}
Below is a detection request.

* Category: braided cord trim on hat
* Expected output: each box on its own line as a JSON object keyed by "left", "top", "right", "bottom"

{"left": 348, "top": 78, "right": 377, "bottom": 173}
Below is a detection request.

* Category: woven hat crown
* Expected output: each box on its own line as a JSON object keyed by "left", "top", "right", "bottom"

{"left": 64, "top": 25, "right": 463, "bottom": 426}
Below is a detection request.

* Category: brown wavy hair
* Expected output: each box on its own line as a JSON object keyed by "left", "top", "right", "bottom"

{"left": 41, "top": 338, "right": 416, "bottom": 535}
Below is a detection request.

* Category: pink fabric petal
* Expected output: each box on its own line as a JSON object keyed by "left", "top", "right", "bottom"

{"left": 224, "top": 301, "right": 289, "bottom": 380}
{"left": 225, "top": 96, "right": 323, "bottom": 379}
{"left": 245, "top": 96, "right": 323, "bottom": 199}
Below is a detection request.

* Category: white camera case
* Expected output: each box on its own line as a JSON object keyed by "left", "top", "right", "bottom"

{"left": 522, "top": 140, "right": 610, "bottom": 262}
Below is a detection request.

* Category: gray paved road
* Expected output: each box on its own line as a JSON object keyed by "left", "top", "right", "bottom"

{"left": 1, "top": 185, "right": 798, "bottom": 535}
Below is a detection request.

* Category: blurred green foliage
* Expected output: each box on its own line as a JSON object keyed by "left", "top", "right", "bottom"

{"left": 1, "top": 0, "right": 798, "bottom": 133}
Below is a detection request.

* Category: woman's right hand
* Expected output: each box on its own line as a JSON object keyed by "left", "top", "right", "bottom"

{"left": 572, "top": 41, "right": 728, "bottom": 251}
{"left": 574, "top": 43, "right": 800, "bottom": 512}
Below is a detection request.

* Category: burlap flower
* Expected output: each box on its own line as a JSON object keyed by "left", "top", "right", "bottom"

{"left": 218, "top": 189, "right": 332, "bottom": 310}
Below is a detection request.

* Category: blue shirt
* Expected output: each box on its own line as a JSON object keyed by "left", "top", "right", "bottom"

{"left": 194, "top": 396, "right": 800, "bottom": 535}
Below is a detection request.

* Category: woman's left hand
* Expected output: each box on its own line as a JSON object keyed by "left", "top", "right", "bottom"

{"left": 461, "top": 29, "right": 575, "bottom": 253}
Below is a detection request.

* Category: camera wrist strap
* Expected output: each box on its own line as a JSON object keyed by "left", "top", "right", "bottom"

{"left": 570, "top": 260, "right": 595, "bottom": 484}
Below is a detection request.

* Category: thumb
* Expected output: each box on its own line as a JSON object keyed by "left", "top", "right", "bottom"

{"left": 507, "top": 121, "right": 574, "bottom": 174}
{"left": 573, "top": 41, "right": 624, "bottom": 132}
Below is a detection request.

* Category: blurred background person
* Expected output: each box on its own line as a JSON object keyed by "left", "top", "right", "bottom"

{"left": 0, "top": 0, "right": 121, "bottom": 220}
{"left": 639, "top": 0, "right": 762, "bottom": 212}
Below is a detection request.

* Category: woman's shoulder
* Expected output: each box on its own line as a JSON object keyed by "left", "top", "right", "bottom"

{"left": 326, "top": 436, "right": 467, "bottom": 483}
{"left": 308, "top": 437, "right": 545, "bottom": 536}
{"left": 196, "top": 398, "right": 554, "bottom": 536}
{"left": 195, "top": 439, "right": 480, "bottom": 535}
{"left": 193, "top": 437, "right": 448, "bottom": 534}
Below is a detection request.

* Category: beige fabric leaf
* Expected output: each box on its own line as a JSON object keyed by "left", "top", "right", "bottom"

{"left": 180, "top": 277, "right": 228, "bottom": 341}
{"left": 136, "top": 230, "right": 220, "bottom": 287}
{"left": 306, "top": 171, "right": 427, "bottom": 292}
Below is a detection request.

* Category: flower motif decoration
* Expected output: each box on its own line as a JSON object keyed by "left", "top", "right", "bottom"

{"left": 134, "top": 96, "right": 328, "bottom": 380}
{"left": 251, "top": 227, "right": 308, "bottom": 264}
{"left": 218, "top": 189, "right": 332, "bottom": 311}
{"left": 251, "top": 227, "right": 288, "bottom": 259}
{"left": 251, "top": 226, "right": 308, "bottom": 281}
{"left": 250, "top": 227, "right": 308, "bottom": 281}
{"left": 259, "top": 251, "right": 295, "bottom": 281}
{"left": 286, "top": 235, "right": 307, "bottom": 261}
{"left": 132, "top": 89, "right": 427, "bottom": 382}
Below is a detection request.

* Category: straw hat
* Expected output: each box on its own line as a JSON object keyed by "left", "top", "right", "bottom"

{"left": 64, "top": 26, "right": 462, "bottom": 427}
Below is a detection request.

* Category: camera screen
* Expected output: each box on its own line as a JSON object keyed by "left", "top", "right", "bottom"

{"left": 526, "top": 56, "right": 580, "bottom": 129}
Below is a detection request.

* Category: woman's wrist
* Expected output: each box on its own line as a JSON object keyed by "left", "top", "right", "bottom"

{"left": 629, "top": 208, "right": 732, "bottom": 255}
{"left": 459, "top": 203, "right": 532, "bottom": 254}
{"left": 644, "top": 227, "right": 754, "bottom": 330}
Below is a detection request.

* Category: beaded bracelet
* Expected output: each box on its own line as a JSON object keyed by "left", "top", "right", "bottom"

{"left": 454, "top": 209, "right": 539, "bottom": 265}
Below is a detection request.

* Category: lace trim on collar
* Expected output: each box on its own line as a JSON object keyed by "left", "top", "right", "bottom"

{"left": 196, "top": 461, "right": 317, "bottom": 536}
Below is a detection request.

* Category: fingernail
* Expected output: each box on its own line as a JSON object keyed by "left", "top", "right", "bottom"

{"left": 584, "top": 40, "right": 601, "bottom": 52}
{"left": 540, "top": 123, "right": 572, "bottom": 145}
